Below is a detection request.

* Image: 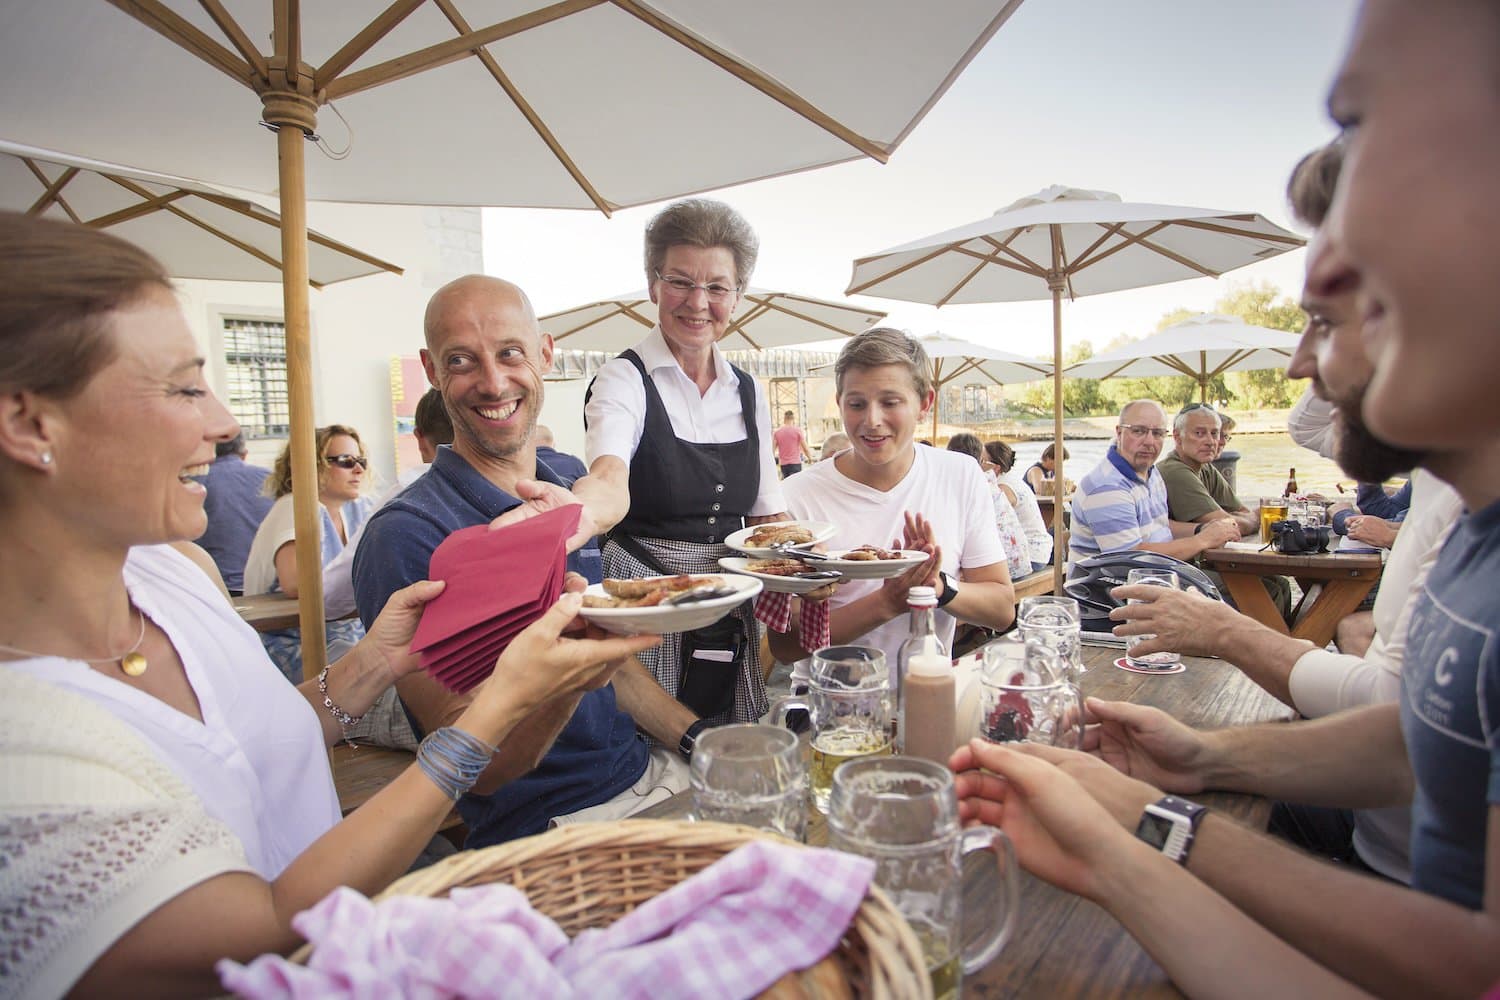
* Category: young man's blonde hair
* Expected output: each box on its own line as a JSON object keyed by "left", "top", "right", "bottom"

{"left": 833, "top": 327, "right": 935, "bottom": 399}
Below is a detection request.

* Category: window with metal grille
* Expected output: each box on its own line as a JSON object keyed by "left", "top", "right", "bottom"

{"left": 221, "top": 318, "right": 289, "bottom": 439}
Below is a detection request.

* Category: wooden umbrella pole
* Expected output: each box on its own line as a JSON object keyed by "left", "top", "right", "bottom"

{"left": 264, "top": 84, "right": 328, "bottom": 683}
{"left": 1048, "top": 245, "right": 1067, "bottom": 594}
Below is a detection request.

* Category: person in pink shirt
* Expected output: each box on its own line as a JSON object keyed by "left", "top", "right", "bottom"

{"left": 771, "top": 410, "right": 812, "bottom": 478}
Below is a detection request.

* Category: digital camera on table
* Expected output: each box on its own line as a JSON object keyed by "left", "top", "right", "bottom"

{"left": 1270, "top": 519, "right": 1333, "bottom": 554}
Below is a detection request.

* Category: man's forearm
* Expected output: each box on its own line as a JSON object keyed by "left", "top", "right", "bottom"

{"left": 1213, "top": 614, "right": 1319, "bottom": 708}
{"left": 946, "top": 579, "right": 1016, "bottom": 632}
{"left": 1200, "top": 703, "right": 1411, "bottom": 807}
{"left": 611, "top": 656, "right": 696, "bottom": 746}
{"left": 1186, "top": 811, "right": 1500, "bottom": 999}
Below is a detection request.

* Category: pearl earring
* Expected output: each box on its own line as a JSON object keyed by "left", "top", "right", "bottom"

{"left": 39, "top": 451, "right": 52, "bottom": 466}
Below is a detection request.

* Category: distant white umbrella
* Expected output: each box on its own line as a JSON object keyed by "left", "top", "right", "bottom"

{"left": 848, "top": 185, "right": 1306, "bottom": 588}
{"left": 542, "top": 288, "right": 886, "bottom": 353}
{"left": 1064, "top": 313, "right": 1301, "bottom": 401}
{"left": 1, "top": 142, "right": 400, "bottom": 286}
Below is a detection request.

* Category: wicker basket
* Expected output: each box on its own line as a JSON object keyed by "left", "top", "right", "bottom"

{"left": 299, "top": 819, "right": 931, "bottom": 999}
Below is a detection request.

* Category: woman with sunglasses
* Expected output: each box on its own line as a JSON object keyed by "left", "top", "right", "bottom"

{"left": 0, "top": 213, "right": 662, "bottom": 996}
{"left": 243, "top": 426, "right": 376, "bottom": 680}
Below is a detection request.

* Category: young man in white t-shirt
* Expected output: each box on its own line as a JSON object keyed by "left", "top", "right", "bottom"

{"left": 773, "top": 328, "right": 1017, "bottom": 670}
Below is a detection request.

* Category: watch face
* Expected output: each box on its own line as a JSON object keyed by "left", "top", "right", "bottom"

{"left": 1136, "top": 810, "right": 1175, "bottom": 850}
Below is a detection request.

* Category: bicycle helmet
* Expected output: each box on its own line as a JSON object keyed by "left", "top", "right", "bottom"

{"left": 1064, "top": 550, "right": 1223, "bottom": 631}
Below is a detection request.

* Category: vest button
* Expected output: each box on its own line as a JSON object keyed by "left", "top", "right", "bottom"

{"left": 712, "top": 502, "right": 721, "bottom": 511}
{"left": 715, "top": 484, "right": 724, "bottom": 493}
{"left": 708, "top": 516, "right": 717, "bottom": 524}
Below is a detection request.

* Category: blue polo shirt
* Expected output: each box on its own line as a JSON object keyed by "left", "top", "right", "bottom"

{"left": 192, "top": 455, "right": 273, "bottom": 593}
{"left": 351, "top": 445, "right": 644, "bottom": 846}
{"left": 1068, "top": 445, "right": 1172, "bottom": 567}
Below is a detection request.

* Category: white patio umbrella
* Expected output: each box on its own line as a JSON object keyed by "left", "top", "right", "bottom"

{"left": 542, "top": 288, "right": 886, "bottom": 353}
{"left": 0, "top": 142, "right": 401, "bottom": 286}
{"left": 0, "top": 0, "right": 1023, "bottom": 678}
{"left": 915, "top": 333, "right": 1054, "bottom": 443}
{"left": 847, "top": 185, "right": 1306, "bottom": 589}
{"left": 1063, "top": 313, "right": 1301, "bottom": 402}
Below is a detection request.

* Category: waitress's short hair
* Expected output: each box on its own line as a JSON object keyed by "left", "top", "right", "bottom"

{"left": 834, "top": 327, "right": 934, "bottom": 400}
{"left": 644, "top": 198, "right": 759, "bottom": 292}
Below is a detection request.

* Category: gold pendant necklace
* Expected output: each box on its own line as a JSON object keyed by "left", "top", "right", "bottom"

{"left": 0, "top": 607, "right": 149, "bottom": 676}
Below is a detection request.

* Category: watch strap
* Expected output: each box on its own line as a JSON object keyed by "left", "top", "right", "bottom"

{"left": 936, "top": 571, "right": 959, "bottom": 608}
{"left": 1135, "top": 795, "right": 1207, "bottom": 864}
{"left": 678, "top": 718, "right": 712, "bottom": 760}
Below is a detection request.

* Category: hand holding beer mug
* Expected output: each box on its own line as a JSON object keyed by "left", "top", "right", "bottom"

{"left": 771, "top": 645, "right": 891, "bottom": 814}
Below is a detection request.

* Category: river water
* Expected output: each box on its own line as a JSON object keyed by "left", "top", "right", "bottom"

{"left": 1008, "top": 432, "right": 1357, "bottom": 501}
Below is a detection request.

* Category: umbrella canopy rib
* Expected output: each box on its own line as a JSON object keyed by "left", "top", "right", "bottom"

{"left": 23, "top": 162, "right": 80, "bottom": 217}
{"left": 432, "top": 0, "right": 613, "bottom": 214}
{"left": 738, "top": 296, "right": 869, "bottom": 340}
{"left": 106, "top": 0, "right": 257, "bottom": 86}
{"left": 314, "top": 0, "right": 428, "bottom": 89}
{"left": 611, "top": 0, "right": 889, "bottom": 163}
{"left": 199, "top": 0, "right": 271, "bottom": 82}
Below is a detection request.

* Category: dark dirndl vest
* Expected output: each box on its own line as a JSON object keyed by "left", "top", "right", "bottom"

{"left": 588, "top": 349, "right": 761, "bottom": 544}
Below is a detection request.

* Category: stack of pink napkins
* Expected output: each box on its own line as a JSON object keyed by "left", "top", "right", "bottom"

{"left": 409, "top": 505, "right": 581, "bottom": 693}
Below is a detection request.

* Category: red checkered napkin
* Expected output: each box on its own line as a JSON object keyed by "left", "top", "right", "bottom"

{"left": 754, "top": 590, "right": 830, "bottom": 653}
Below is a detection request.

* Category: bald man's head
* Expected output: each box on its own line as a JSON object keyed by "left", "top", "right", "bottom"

{"left": 420, "top": 274, "right": 553, "bottom": 470}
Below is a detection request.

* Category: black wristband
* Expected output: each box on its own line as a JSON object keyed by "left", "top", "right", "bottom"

{"left": 936, "top": 570, "right": 959, "bottom": 608}
{"left": 678, "top": 718, "right": 712, "bottom": 760}
{"left": 1193, "top": 522, "right": 1206, "bottom": 534}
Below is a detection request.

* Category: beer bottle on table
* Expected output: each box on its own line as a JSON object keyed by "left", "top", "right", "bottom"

{"left": 896, "top": 586, "right": 954, "bottom": 764}
{"left": 1284, "top": 467, "right": 1299, "bottom": 498}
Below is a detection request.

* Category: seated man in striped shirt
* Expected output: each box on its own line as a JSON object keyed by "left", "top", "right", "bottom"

{"left": 1068, "top": 399, "right": 1241, "bottom": 571}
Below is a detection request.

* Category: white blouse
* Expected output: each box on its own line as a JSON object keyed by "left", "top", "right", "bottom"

{"left": 7, "top": 544, "right": 340, "bottom": 879}
{"left": 583, "top": 327, "right": 785, "bottom": 517}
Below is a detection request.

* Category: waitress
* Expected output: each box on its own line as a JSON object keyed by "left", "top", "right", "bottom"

{"left": 583, "top": 199, "right": 787, "bottom": 739}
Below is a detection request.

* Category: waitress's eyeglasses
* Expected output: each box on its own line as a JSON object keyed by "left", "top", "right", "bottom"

{"left": 326, "top": 454, "right": 367, "bottom": 470}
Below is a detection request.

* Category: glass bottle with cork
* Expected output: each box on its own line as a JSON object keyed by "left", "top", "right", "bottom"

{"left": 897, "top": 586, "right": 956, "bottom": 764}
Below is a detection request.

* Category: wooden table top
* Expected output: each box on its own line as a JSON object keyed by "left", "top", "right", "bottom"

{"left": 639, "top": 641, "right": 1292, "bottom": 998}
{"left": 231, "top": 593, "right": 302, "bottom": 633}
{"left": 1201, "top": 544, "right": 1383, "bottom": 578}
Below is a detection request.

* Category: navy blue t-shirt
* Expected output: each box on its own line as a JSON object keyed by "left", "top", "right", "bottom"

{"left": 351, "top": 445, "right": 645, "bottom": 846}
{"left": 1400, "top": 496, "right": 1500, "bottom": 909}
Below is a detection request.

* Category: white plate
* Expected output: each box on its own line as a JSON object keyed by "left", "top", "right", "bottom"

{"left": 815, "top": 549, "right": 930, "bottom": 580}
{"left": 578, "top": 575, "right": 763, "bottom": 635}
{"left": 718, "top": 557, "right": 843, "bottom": 594}
{"left": 723, "top": 520, "right": 837, "bottom": 558}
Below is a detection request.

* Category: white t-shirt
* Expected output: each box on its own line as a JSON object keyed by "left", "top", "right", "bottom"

{"left": 243, "top": 493, "right": 374, "bottom": 598}
{"left": 7, "top": 545, "right": 341, "bottom": 878}
{"left": 583, "top": 327, "right": 785, "bottom": 517}
{"left": 782, "top": 446, "right": 1007, "bottom": 668}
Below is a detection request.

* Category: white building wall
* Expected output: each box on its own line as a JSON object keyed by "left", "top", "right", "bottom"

{"left": 172, "top": 204, "right": 482, "bottom": 486}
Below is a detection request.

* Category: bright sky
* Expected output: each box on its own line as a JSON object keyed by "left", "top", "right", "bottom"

{"left": 483, "top": 0, "right": 1359, "bottom": 362}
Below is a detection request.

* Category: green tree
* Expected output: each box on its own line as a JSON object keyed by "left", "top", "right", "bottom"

{"left": 1148, "top": 280, "right": 1307, "bottom": 408}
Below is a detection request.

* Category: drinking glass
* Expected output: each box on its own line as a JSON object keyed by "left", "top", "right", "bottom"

{"left": 770, "top": 645, "right": 891, "bottom": 814}
{"left": 1259, "top": 498, "right": 1289, "bottom": 543}
{"left": 827, "top": 757, "right": 1017, "bottom": 1000}
{"left": 1287, "top": 498, "right": 1309, "bottom": 525}
{"left": 977, "top": 641, "right": 1084, "bottom": 747}
{"left": 690, "top": 724, "right": 807, "bottom": 841}
{"left": 1017, "top": 594, "right": 1085, "bottom": 682}
{"left": 1124, "top": 567, "right": 1182, "bottom": 669}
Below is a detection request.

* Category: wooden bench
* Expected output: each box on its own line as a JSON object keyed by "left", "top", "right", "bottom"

{"left": 330, "top": 743, "right": 465, "bottom": 834}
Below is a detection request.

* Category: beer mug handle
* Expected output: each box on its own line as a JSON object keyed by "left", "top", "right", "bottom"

{"left": 769, "top": 695, "right": 811, "bottom": 730}
{"left": 958, "top": 824, "right": 1017, "bottom": 974}
{"left": 1057, "top": 682, "right": 1086, "bottom": 749}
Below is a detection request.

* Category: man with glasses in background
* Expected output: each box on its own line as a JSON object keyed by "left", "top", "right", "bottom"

{"left": 1067, "top": 399, "right": 1240, "bottom": 571}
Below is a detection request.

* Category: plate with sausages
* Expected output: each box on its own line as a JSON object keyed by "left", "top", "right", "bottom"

{"left": 717, "top": 557, "right": 844, "bottom": 595}
{"left": 723, "top": 520, "right": 836, "bottom": 558}
{"left": 812, "top": 546, "right": 931, "bottom": 580}
{"left": 578, "top": 573, "right": 762, "bottom": 635}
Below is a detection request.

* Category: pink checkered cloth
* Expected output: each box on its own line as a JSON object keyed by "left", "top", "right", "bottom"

{"left": 755, "top": 591, "right": 831, "bottom": 652}
{"left": 217, "top": 840, "right": 874, "bottom": 1000}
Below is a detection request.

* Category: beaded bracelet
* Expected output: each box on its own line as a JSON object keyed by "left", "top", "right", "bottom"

{"left": 416, "top": 726, "right": 498, "bottom": 801}
{"left": 317, "top": 666, "right": 365, "bottom": 739}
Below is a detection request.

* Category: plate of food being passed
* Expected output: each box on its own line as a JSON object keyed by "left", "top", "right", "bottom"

{"left": 813, "top": 545, "right": 931, "bottom": 580}
{"left": 717, "top": 556, "right": 843, "bottom": 595}
{"left": 578, "top": 574, "right": 762, "bottom": 635}
{"left": 723, "top": 520, "right": 836, "bottom": 558}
